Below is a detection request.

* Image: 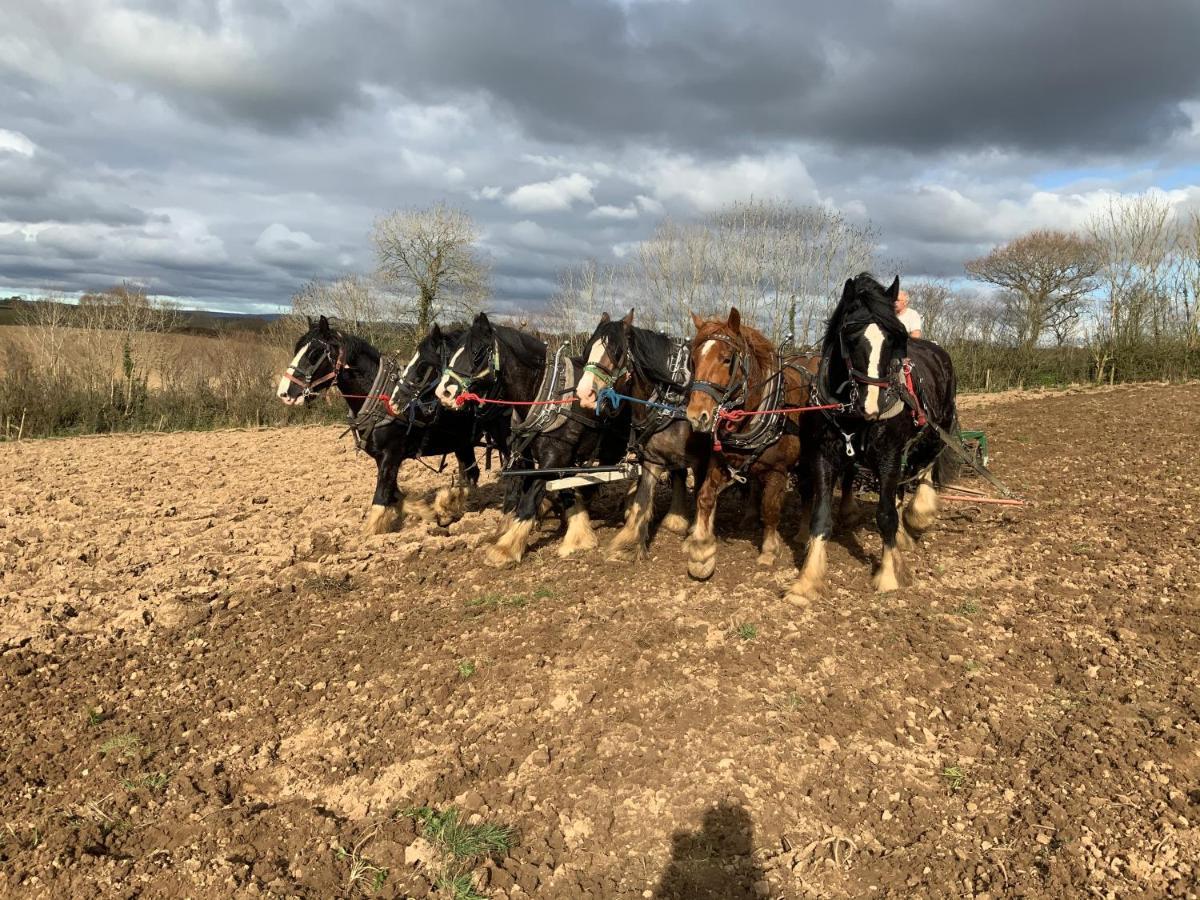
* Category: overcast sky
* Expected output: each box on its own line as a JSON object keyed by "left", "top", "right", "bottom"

{"left": 3, "top": 0, "right": 1200, "bottom": 314}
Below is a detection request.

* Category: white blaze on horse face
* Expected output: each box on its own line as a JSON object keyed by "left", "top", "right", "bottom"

{"left": 435, "top": 346, "right": 465, "bottom": 406}
{"left": 863, "top": 324, "right": 885, "bottom": 416}
{"left": 278, "top": 343, "right": 311, "bottom": 403}
{"left": 575, "top": 339, "right": 607, "bottom": 409}
{"left": 399, "top": 351, "right": 420, "bottom": 380}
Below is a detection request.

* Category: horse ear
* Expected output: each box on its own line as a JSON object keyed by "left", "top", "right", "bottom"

{"left": 306, "top": 315, "right": 314, "bottom": 329}
{"left": 728, "top": 307, "right": 741, "bottom": 334}
{"left": 430, "top": 323, "right": 442, "bottom": 341}
{"left": 317, "top": 315, "right": 332, "bottom": 336}
{"left": 886, "top": 276, "right": 900, "bottom": 299}
{"left": 690, "top": 311, "right": 704, "bottom": 330}
{"left": 599, "top": 312, "right": 611, "bottom": 324}
{"left": 473, "top": 312, "right": 493, "bottom": 333}
{"left": 841, "top": 279, "right": 855, "bottom": 304}
{"left": 622, "top": 308, "right": 635, "bottom": 326}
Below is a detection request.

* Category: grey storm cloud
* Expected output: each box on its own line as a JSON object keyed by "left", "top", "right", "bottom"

{"left": 2, "top": 0, "right": 1200, "bottom": 311}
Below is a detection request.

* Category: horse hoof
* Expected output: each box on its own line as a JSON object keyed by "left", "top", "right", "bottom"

{"left": 605, "top": 542, "right": 644, "bottom": 563}
{"left": 872, "top": 570, "right": 902, "bottom": 593}
{"left": 484, "top": 546, "right": 521, "bottom": 568}
{"left": 660, "top": 512, "right": 690, "bottom": 535}
{"left": 433, "top": 487, "right": 468, "bottom": 527}
{"left": 558, "top": 532, "right": 598, "bottom": 558}
{"left": 784, "top": 586, "right": 815, "bottom": 607}
{"left": 756, "top": 551, "right": 777, "bottom": 567}
{"left": 363, "top": 504, "right": 402, "bottom": 535}
{"left": 687, "top": 541, "right": 716, "bottom": 580}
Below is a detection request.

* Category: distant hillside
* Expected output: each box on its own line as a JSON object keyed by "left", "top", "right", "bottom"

{"left": 0, "top": 296, "right": 284, "bottom": 334}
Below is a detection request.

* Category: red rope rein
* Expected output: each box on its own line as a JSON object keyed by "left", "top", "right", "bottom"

{"left": 716, "top": 402, "right": 842, "bottom": 424}
{"left": 337, "top": 392, "right": 400, "bottom": 416}
{"left": 454, "top": 392, "right": 577, "bottom": 408}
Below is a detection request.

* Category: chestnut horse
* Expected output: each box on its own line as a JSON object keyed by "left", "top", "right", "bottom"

{"left": 683, "top": 308, "right": 817, "bottom": 580}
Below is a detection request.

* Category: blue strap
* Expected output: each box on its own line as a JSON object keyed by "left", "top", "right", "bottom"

{"left": 595, "top": 386, "right": 683, "bottom": 416}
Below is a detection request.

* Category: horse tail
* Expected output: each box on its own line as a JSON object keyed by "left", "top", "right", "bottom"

{"left": 932, "top": 351, "right": 960, "bottom": 488}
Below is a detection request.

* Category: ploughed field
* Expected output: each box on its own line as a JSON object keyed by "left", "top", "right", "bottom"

{"left": 2, "top": 383, "right": 1198, "bottom": 899}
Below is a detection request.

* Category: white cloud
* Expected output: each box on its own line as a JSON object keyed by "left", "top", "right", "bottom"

{"left": 253, "top": 223, "right": 319, "bottom": 267}
{"left": 505, "top": 173, "right": 596, "bottom": 213}
{"left": 634, "top": 194, "right": 664, "bottom": 216}
{"left": 588, "top": 203, "right": 639, "bottom": 220}
{"left": 637, "top": 152, "right": 819, "bottom": 212}
{"left": 0, "top": 129, "right": 36, "bottom": 157}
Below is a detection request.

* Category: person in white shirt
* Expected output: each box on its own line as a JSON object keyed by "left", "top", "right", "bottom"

{"left": 895, "top": 289, "right": 923, "bottom": 338}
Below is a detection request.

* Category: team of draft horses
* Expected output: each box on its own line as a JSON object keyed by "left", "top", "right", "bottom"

{"left": 277, "top": 273, "right": 958, "bottom": 604}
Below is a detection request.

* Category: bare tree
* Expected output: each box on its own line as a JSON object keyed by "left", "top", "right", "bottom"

{"left": 1089, "top": 194, "right": 1177, "bottom": 349}
{"left": 965, "top": 230, "right": 1101, "bottom": 349}
{"left": 626, "top": 200, "right": 877, "bottom": 343}
{"left": 543, "top": 259, "right": 619, "bottom": 350}
{"left": 1175, "top": 211, "right": 1200, "bottom": 351}
{"left": 290, "top": 275, "right": 400, "bottom": 349}
{"left": 903, "top": 280, "right": 953, "bottom": 341}
{"left": 373, "top": 202, "right": 489, "bottom": 335}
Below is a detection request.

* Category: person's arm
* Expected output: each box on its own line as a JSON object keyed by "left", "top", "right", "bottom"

{"left": 910, "top": 328, "right": 923, "bottom": 339}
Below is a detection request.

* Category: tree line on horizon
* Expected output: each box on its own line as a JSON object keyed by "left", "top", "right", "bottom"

{"left": 2, "top": 196, "right": 1198, "bottom": 439}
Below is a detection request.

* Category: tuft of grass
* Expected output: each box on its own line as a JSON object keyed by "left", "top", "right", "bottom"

{"left": 404, "top": 806, "right": 512, "bottom": 860}
{"left": 121, "top": 771, "right": 171, "bottom": 793}
{"left": 3, "top": 823, "right": 42, "bottom": 852}
{"left": 437, "top": 872, "right": 486, "bottom": 900}
{"left": 732, "top": 623, "right": 758, "bottom": 642}
{"left": 457, "top": 660, "right": 477, "bottom": 680}
{"left": 954, "top": 600, "right": 980, "bottom": 617}
{"left": 466, "top": 586, "right": 554, "bottom": 615}
{"left": 98, "top": 734, "right": 142, "bottom": 762}
{"left": 84, "top": 706, "right": 110, "bottom": 728}
{"left": 942, "top": 765, "right": 967, "bottom": 793}
{"left": 334, "top": 831, "right": 389, "bottom": 897}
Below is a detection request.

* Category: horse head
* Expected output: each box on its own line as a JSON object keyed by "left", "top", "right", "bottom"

{"left": 575, "top": 309, "right": 636, "bottom": 411}
{"left": 277, "top": 315, "right": 348, "bottom": 406}
{"left": 822, "top": 274, "right": 909, "bottom": 421}
{"left": 435, "top": 312, "right": 500, "bottom": 408}
{"left": 686, "top": 307, "right": 756, "bottom": 433}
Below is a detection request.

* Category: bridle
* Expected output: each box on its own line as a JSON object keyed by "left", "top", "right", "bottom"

{"left": 825, "top": 324, "right": 909, "bottom": 420}
{"left": 582, "top": 334, "right": 632, "bottom": 394}
{"left": 442, "top": 339, "right": 501, "bottom": 394}
{"left": 690, "top": 332, "right": 752, "bottom": 412}
{"left": 283, "top": 338, "right": 348, "bottom": 401}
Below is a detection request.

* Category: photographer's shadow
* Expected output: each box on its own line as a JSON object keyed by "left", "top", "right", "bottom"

{"left": 654, "top": 802, "right": 765, "bottom": 899}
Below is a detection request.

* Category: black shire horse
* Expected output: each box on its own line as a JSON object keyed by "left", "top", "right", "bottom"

{"left": 788, "top": 274, "right": 958, "bottom": 604}
{"left": 574, "top": 309, "right": 707, "bottom": 560}
{"left": 277, "top": 315, "right": 508, "bottom": 533}
{"left": 435, "top": 312, "right": 631, "bottom": 567}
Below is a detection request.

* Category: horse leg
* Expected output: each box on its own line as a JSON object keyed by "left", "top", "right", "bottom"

{"left": 837, "top": 467, "right": 859, "bottom": 530}
{"left": 903, "top": 463, "right": 939, "bottom": 534}
{"left": 559, "top": 489, "right": 599, "bottom": 557}
{"left": 873, "top": 467, "right": 907, "bottom": 593}
{"left": 363, "top": 450, "right": 405, "bottom": 534}
{"left": 787, "top": 454, "right": 835, "bottom": 605}
{"left": 757, "top": 469, "right": 788, "bottom": 566}
{"left": 685, "top": 462, "right": 728, "bottom": 580}
{"left": 433, "top": 448, "right": 477, "bottom": 527}
{"left": 661, "top": 468, "right": 691, "bottom": 535}
{"left": 485, "top": 477, "right": 544, "bottom": 568}
{"left": 608, "top": 462, "right": 660, "bottom": 561}
{"left": 739, "top": 478, "right": 762, "bottom": 530}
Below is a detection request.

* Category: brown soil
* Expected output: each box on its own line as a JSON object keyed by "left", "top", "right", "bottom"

{"left": 2, "top": 383, "right": 1198, "bottom": 899}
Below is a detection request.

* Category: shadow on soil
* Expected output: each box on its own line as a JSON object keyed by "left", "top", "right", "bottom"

{"left": 654, "top": 802, "right": 764, "bottom": 900}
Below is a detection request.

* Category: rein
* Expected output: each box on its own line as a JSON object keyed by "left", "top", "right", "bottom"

{"left": 282, "top": 339, "right": 348, "bottom": 400}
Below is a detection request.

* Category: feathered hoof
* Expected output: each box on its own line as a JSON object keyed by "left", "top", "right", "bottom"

{"left": 686, "top": 537, "right": 717, "bottom": 580}
{"left": 433, "top": 486, "right": 468, "bottom": 527}
{"left": 363, "top": 503, "right": 403, "bottom": 535}
{"left": 660, "top": 512, "right": 690, "bottom": 535}
{"left": 605, "top": 537, "right": 646, "bottom": 563}
{"left": 558, "top": 524, "right": 598, "bottom": 558}
{"left": 895, "top": 524, "right": 915, "bottom": 551}
{"left": 484, "top": 543, "right": 523, "bottom": 568}
{"left": 784, "top": 583, "right": 817, "bottom": 607}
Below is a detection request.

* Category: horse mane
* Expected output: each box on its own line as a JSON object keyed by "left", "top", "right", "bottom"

{"left": 629, "top": 325, "right": 679, "bottom": 385}
{"left": 693, "top": 315, "right": 777, "bottom": 374}
{"left": 492, "top": 323, "right": 547, "bottom": 369}
{"left": 295, "top": 323, "right": 380, "bottom": 366}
